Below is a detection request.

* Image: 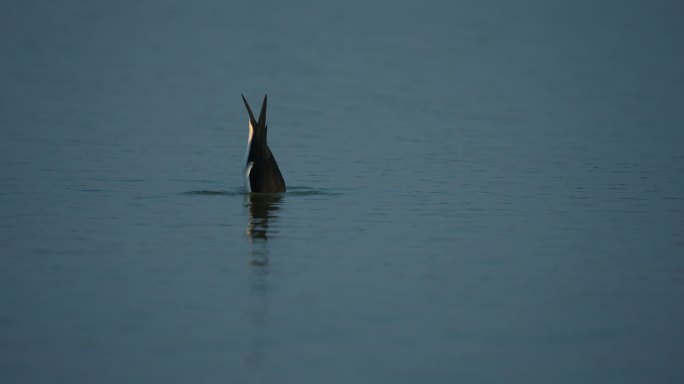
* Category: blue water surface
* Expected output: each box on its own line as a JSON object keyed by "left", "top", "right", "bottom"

{"left": 1, "top": 1, "right": 683, "bottom": 383}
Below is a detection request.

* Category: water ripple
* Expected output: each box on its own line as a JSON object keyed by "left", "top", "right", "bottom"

{"left": 181, "top": 186, "right": 339, "bottom": 197}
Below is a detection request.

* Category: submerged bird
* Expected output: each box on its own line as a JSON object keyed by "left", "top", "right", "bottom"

{"left": 242, "top": 94, "right": 286, "bottom": 193}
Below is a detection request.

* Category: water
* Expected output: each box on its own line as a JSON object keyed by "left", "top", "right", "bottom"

{"left": 2, "top": 1, "right": 684, "bottom": 383}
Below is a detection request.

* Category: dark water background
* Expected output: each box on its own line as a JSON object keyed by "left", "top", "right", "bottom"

{"left": 1, "top": 1, "right": 683, "bottom": 383}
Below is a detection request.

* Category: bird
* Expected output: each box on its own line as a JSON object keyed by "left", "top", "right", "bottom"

{"left": 241, "top": 94, "right": 286, "bottom": 193}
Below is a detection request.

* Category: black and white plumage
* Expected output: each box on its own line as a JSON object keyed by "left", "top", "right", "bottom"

{"left": 242, "top": 94, "right": 286, "bottom": 193}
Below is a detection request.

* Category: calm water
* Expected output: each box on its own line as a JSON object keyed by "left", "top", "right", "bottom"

{"left": 2, "top": 1, "right": 684, "bottom": 383}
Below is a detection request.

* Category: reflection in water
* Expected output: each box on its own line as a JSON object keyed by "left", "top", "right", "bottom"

{"left": 242, "top": 193, "right": 283, "bottom": 374}
{"left": 245, "top": 193, "right": 283, "bottom": 266}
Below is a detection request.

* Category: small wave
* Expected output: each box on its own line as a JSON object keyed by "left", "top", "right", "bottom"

{"left": 181, "top": 188, "right": 245, "bottom": 196}
{"left": 285, "top": 186, "right": 340, "bottom": 196}
{"left": 181, "top": 186, "right": 340, "bottom": 197}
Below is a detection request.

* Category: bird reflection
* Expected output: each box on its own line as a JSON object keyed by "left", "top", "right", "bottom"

{"left": 242, "top": 192, "right": 283, "bottom": 372}
{"left": 245, "top": 193, "right": 282, "bottom": 266}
